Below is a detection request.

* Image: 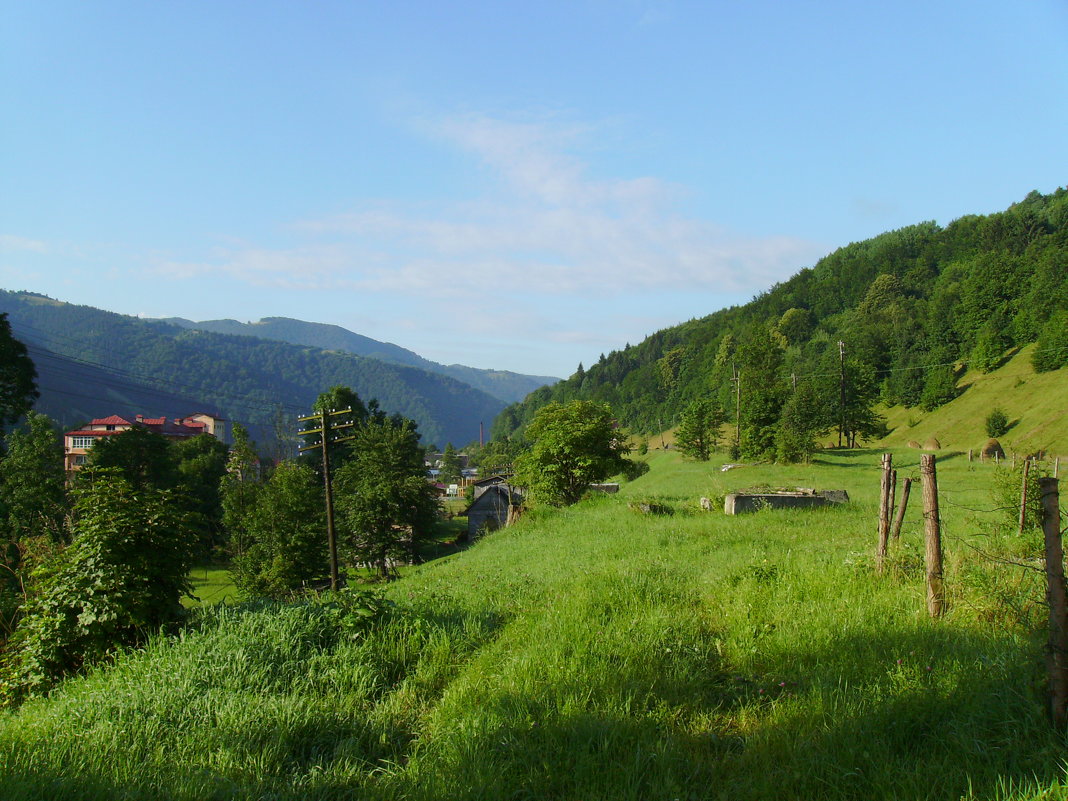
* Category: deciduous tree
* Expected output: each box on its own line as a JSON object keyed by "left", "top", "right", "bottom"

{"left": 334, "top": 417, "right": 439, "bottom": 578}
{"left": 231, "top": 461, "right": 326, "bottom": 599}
{"left": 0, "top": 314, "right": 37, "bottom": 427}
{"left": 513, "top": 401, "right": 631, "bottom": 506}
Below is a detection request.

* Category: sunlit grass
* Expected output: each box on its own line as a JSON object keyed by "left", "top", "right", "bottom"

{"left": 183, "top": 566, "right": 238, "bottom": 607}
{"left": 2, "top": 448, "right": 1066, "bottom": 800}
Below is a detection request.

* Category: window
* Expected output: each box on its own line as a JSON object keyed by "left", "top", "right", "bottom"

{"left": 71, "top": 436, "right": 95, "bottom": 449}
{"left": 74, "top": 454, "right": 88, "bottom": 465}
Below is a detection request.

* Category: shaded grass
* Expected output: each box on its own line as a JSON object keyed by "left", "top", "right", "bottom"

{"left": 2, "top": 448, "right": 1067, "bottom": 799}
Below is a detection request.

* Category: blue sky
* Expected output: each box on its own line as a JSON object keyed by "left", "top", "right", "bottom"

{"left": 3, "top": 1, "right": 1066, "bottom": 379}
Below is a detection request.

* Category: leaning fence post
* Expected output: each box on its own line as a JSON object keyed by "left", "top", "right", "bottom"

{"left": 921, "top": 454, "right": 944, "bottom": 618}
{"left": 889, "top": 468, "right": 897, "bottom": 538}
{"left": 892, "top": 477, "right": 912, "bottom": 541}
{"left": 1041, "top": 477, "right": 1067, "bottom": 730}
{"left": 877, "top": 453, "right": 892, "bottom": 572}
{"left": 1020, "top": 458, "right": 1032, "bottom": 535}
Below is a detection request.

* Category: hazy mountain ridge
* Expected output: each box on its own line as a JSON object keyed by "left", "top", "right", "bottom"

{"left": 0, "top": 291, "right": 505, "bottom": 449}
{"left": 157, "top": 316, "right": 560, "bottom": 404}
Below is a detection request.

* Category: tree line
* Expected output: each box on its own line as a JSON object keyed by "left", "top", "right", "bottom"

{"left": 492, "top": 188, "right": 1068, "bottom": 462}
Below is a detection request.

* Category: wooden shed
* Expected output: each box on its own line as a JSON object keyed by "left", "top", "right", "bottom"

{"left": 465, "top": 484, "right": 523, "bottom": 539}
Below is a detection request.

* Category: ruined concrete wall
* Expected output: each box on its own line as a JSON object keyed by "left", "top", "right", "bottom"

{"left": 724, "top": 489, "right": 849, "bottom": 515}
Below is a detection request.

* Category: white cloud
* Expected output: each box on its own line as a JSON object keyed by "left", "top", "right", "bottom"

{"left": 154, "top": 113, "right": 827, "bottom": 346}
{"left": 284, "top": 113, "right": 825, "bottom": 298}
{"left": 0, "top": 234, "right": 49, "bottom": 254}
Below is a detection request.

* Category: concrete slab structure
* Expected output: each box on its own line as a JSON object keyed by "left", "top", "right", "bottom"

{"left": 724, "top": 488, "right": 849, "bottom": 515}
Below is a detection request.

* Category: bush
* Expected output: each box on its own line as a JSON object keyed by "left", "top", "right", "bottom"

{"left": 985, "top": 407, "right": 1009, "bottom": 438}
{"left": 1, "top": 469, "right": 197, "bottom": 703}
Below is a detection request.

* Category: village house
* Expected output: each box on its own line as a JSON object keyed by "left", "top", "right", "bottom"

{"left": 63, "top": 412, "right": 226, "bottom": 472}
{"left": 464, "top": 475, "right": 523, "bottom": 539}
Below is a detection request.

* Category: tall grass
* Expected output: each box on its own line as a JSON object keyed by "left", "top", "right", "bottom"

{"left": 1, "top": 448, "right": 1066, "bottom": 799}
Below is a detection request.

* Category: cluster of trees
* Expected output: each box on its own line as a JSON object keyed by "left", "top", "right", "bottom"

{"left": 493, "top": 188, "right": 1068, "bottom": 460}
{"left": 0, "top": 315, "right": 443, "bottom": 701}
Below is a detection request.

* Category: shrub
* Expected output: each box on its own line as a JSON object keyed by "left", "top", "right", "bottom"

{"left": 1, "top": 469, "right": 197, "bottom": 702}
{"left": 985, "top": 407, "right": 1009, "bottom": 438}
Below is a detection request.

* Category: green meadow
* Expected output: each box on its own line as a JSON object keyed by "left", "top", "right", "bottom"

{"left": 2, "top": 447, "right": 1066, "bottom": 800}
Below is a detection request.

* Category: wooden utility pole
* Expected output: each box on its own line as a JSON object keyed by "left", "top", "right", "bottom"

{"left": 920, "top": 454, "right": 944, "bottom": 617}
{"left": 1019, "top": 458, "right": 1032, "bottom": 535}
{"left": 298, "top": 407, "right": 357, "bottom": 591}
{"left": 877, "top": 453, "right": 893, "bottom": 572}
{"left": 891, "top": 477, "right": 912, "bottom": 540}
{"left": 838, "top": 340, "right": 846, "bottom": 448}
{"left": 1040, "top": 477, "right": 1068, "bottom": 730}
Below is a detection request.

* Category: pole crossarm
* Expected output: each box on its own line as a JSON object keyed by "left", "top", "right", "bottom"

{"left": 297, "top": 406, "right": 356, "bottom": 591}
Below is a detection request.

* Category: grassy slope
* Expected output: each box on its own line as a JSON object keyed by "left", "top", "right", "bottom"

{"left": 878, "top": 346, "right": 1068, "bottom": 457}
{"left": 2, "top": 449, "right": 1067, "bottom": 800}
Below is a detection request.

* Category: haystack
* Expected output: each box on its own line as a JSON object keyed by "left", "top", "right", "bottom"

{"left": 907, "top": 440, "right": 922, "bottom": 449}
{"left": 981, "top": 438, "right": 1005, "bottom": 460}
{"left": 923, "top": 437, "right": 941, "bottom": 450}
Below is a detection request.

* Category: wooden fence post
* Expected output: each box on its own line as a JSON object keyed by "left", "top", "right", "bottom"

{"left": 877, "top": 453, "right": 892, "bottom": 572}
{"left": 1041, "top": 477, "right": 1067, "bottom": 730}
{"left": 921, "top": 454, "right": 944, "bottom": 618}
{"left": 1020, "top": 458, "right": 1032, "bottom": 535}
{"left": 892, "top": 477, "right": 912, "bottom": 541}
{"left": 889, "top": 468, "right": 897, "bottom": 538}
{"left": 969, "top": 448, "right": 973, "bottom": 463}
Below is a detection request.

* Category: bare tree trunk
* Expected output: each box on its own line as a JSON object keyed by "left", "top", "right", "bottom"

{"left": 891, "top": 478, "right": 912, "bottom": 541}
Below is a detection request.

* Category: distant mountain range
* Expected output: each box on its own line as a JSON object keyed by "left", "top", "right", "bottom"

{"left": 0, "top": 291, "right": 557, "bottom": 450}
{"left": 154, "top": 316, "right": 559, "bottom": 405}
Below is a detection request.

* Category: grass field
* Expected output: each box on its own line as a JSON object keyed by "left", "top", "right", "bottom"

{"left": 1, "top": 447, "right": 1066, "bottom": 800}
{"left": 184, "top": 566, "right": 239, "bottom": 608}
{"left": 878, "top": 345, "right": 1068, "bottom": 457}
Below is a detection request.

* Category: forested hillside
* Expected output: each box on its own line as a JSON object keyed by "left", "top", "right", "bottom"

{"left": 0, "top": 292, "right": 505, "bottom": 449}
{"left": 159, "top": 316, "right": 560, "bottom": 404}
{"left": 494, "top": 188, "right": 1068, "bottom": 457}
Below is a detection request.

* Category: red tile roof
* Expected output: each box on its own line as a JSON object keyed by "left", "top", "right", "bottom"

{"left": 66, "top": 413, "right": 217, "bottom": 441}
{"left": 91, "top": 415, "right": 133, "bottom": 426}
